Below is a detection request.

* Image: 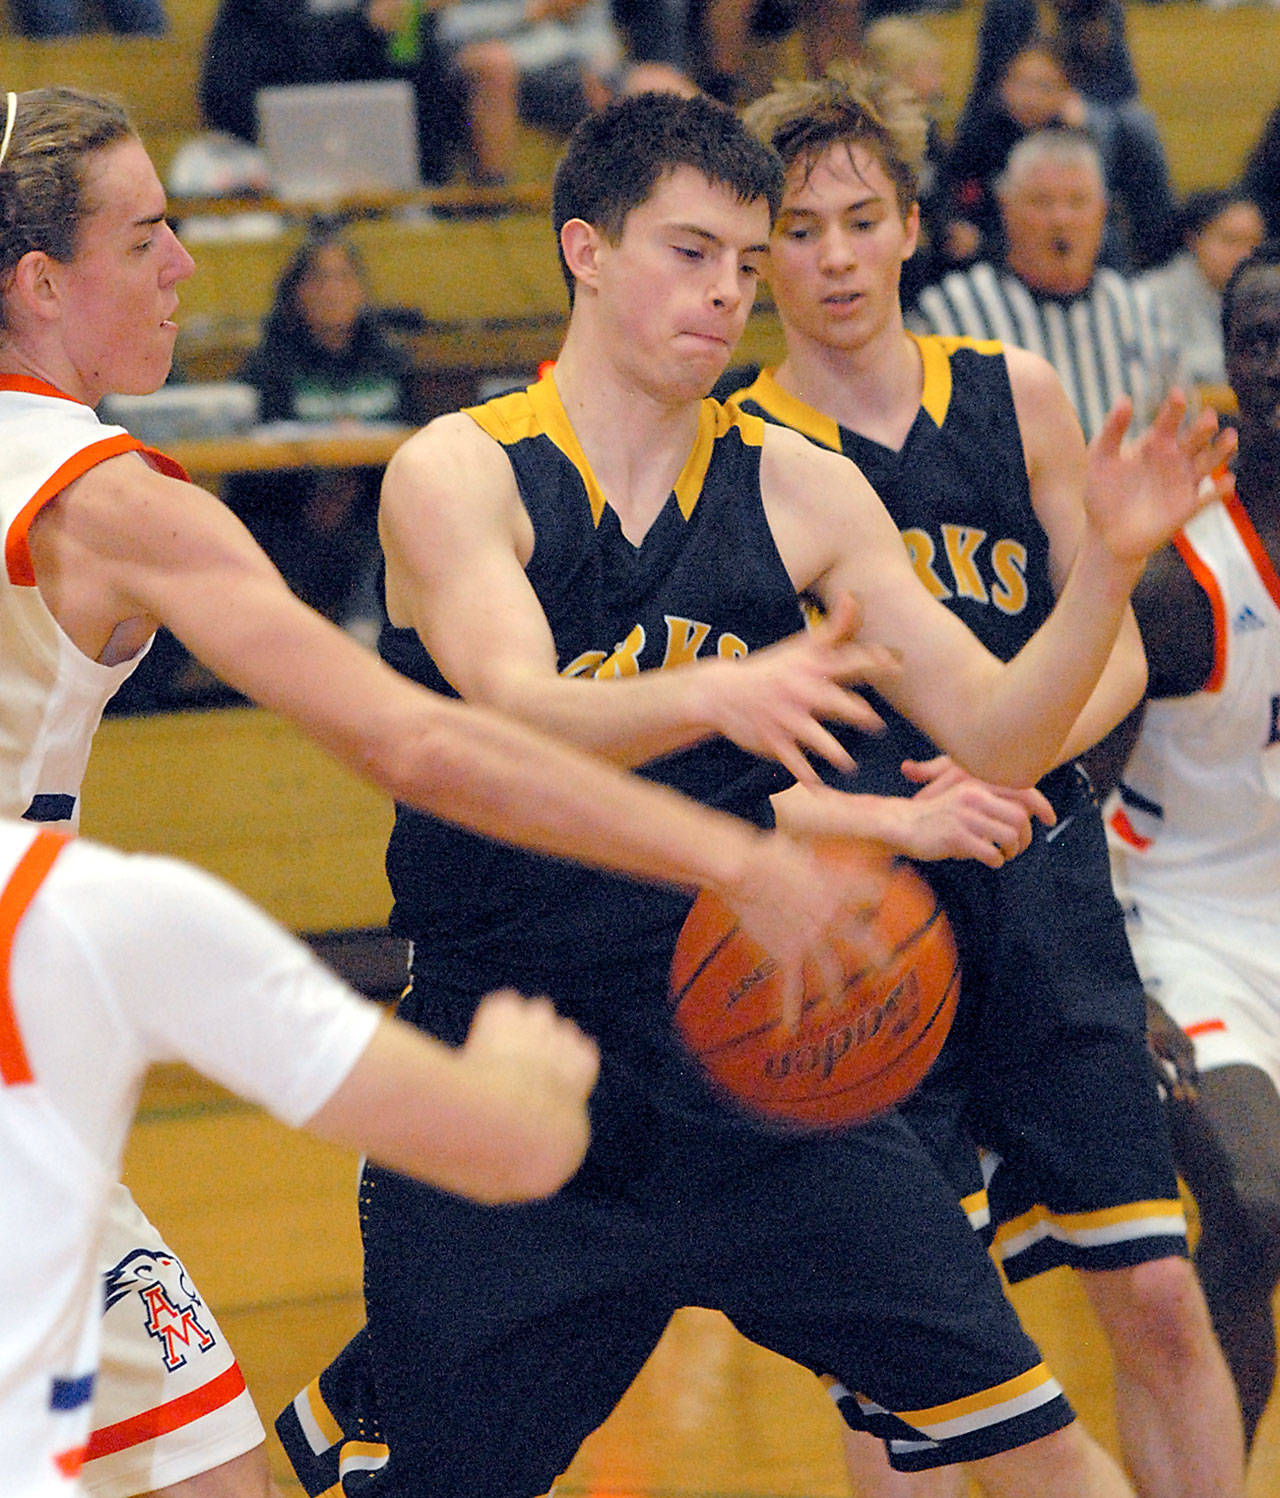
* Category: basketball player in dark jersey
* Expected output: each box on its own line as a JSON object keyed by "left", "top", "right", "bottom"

{"left": 737, "top": 65, "right": 1245, "bottom": 1498}
{"left": 276, "top": 90, "right": 1231, "bottom": 1498}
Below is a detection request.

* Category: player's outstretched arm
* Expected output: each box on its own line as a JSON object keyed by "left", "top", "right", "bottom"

{"left": 1007, "top": 345, "right": 1148, "bottom": 761}
{"left": 380, "top": 415, "right": 896, "bottom": 783}
{"left": 29, "top": 453, "right": 879, "bottom": 999}
{"left": 309, "top": 992, "right": 600, "bottom": 1202}
{"left": 761, "top": 413, "right": 1225, "bottom": 788}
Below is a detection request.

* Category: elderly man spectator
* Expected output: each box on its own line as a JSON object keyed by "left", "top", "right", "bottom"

{"left": 909, "top": 127, "right": 1180, "bottom": 441}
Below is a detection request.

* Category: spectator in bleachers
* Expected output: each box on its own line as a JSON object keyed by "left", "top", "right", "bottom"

{"left": 434, "top": 0, "right": 698, "bottom": 185}
{"left": 199, "top": 0, "right": 471, "bottom": 185}
{"left": 909, "top": 128, "right": 1181, "bottom": 443}
{"left": 947, "top": 27, "right": 1178, "bottom": 275}
{"left": 938, "top": 36, "right": 1081, "bottom": 271}
{"left": 959, "top": 0, "right": 1179, "bottom": 269}
{"left": 8, "top": 0, "right": 164, "bottom": 36}
{"left": 1139, "top": 188, "right": 1265, "bottom": 390}
{"left": 225, "top": 228, "right": 419, "bottom": 636}
{"left": 699, "top": 0, "right": 864, "bottom": 102}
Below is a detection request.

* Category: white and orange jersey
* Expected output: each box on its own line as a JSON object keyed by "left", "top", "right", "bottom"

{"left": 1107, "top": 493, "right": 1280, "bottom": 927}
{"left": 0, "top": 376, "right": 186, "bottom": 831}
{"left": 0, "top": 819, "right": 380, "bottom": 1498}
{"left": 1, "top": 825, "right": 102, "bottom": 1496}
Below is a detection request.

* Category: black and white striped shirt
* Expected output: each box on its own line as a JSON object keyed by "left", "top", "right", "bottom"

{"left": 908, "top": 261, "right": 1180, "bottom": 442}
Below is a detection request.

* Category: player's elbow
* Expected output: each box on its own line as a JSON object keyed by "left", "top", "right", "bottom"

{"left": 353, "top": 699, "right": 475, "bottom": 810}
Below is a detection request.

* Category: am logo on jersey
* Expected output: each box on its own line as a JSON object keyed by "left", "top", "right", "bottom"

{"left": 103, "top": 1248, "right": 217, "bottom": 1372}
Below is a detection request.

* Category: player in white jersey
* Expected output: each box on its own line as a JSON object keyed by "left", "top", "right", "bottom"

{"left": 1100, "top": 240, "right": 1280, "bottom": 1462}
{"left": 0, "top": 85, "right": 907, "bottom": 1498}
{"left": 0, "top": 817, "right": 598, "bottom": 1498}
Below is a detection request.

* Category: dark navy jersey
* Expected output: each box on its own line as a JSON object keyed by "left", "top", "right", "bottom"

{"left": 380, "top": 374, "right": 800, "bottom": 1001}
{"left": 735, "top": 335, "right": 1055, "bottom": 790}
{"left": 735, "top": 337, "right": 1136, "bottom": 1042}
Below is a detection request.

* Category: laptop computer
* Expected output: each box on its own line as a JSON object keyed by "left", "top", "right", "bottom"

{"left": 256, "top": 79, "right": 422, "bottom": 201}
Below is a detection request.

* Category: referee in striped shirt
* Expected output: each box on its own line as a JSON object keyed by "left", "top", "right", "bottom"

{"left": 909, "top": 127, "right": 1181, "bottom": 442}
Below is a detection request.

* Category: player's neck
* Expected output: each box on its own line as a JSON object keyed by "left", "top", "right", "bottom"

{"left": 0, "top": 341, "right": 84, "bottom": 404}
{"left": 552, "top": 344, "right": 704, "bottom": 545}
{"left": 774, "top": 321, "right": 922, "bottom": 450}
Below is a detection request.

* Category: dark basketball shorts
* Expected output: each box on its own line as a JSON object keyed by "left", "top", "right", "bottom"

{"left": 278, "top": 1088, "right": 1074, "bottom": 1494}
{"left": 904, "top": 778, "right": 1188, "bottom": 1283}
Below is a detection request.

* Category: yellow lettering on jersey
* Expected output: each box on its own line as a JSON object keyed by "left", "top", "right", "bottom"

{"left": 718, "top": 632, "right": 749, "bottom": 660}
{"left": 989, "top": 539, "right": 1029, "bottom": 616}
{"left": 595, "top": 623, "right": 647, "bottom": 677}
{"left": 901, "top": 528, "right": 951, "bottom": 600}
{"left": 941, "top": 525, "right": 990, "bottom": 603}
{"left": 662, "top": 616, "right": 712, "bottom": 668}
{"left": 561, "top": 650, "right": 608, "bottom": 677}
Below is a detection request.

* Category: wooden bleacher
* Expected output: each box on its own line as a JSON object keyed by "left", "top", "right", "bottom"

{"left": 4, "top": 1, "right": 1276, "bottom": 400}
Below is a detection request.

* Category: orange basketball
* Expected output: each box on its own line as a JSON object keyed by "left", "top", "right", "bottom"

{"left": 669, "top": 852, "right": 960, "bottom": 1130}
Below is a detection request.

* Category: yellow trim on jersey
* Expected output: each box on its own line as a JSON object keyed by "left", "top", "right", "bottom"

{"left": 339, "top": 1439, "right": 390, "bottom": 1478}
{"left": 300, "top": 1376, "right": 344, "bottom": 1447}
{"left": 909, "top": 332, "right": 1005, "bottom": 430}
{"left": 913, "top": 332, "right": 953, "bottom": 428}
{"left": 960, "top": 1185, "right": 990, "bottom": 1231}
{"left": 992, "top": 1196, "right": 1187, "bottom": 1255}
{"left": 732, "top": 368, "right": 843, "bottom": 452}
{"left": 897, "top": 1362, "right": 1059, "bottom": 1428}
{"left": 738, "top": 338, "right": 1006, "bottom": 443}
{"left": 466, "top": 371, "right": 764, "bottom": 527}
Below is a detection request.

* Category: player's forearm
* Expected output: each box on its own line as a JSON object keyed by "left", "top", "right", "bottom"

{"left": 1054, "top": 608, "right": 1147, "bottom": 765}
{"left": 479, "top": 662, "right": 721, "bottom": 770}
{"left": 772, "top": 782, "right": 909, "bottom": 853}
{"left": 378, "top": 689, "right": 767, "bottom": 893}
{"left": 190, "top": 579, "right": 761, "bottom": 897}
{"left": 309, "top": 1016, "right": 592, "bottom": 1203}
{"left": 952, "top": 538, "right": 1139, "bottom": 785}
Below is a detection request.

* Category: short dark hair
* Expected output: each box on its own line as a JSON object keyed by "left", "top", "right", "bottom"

{"left": 1221, "top": 237, "right": 1280, "bottom": 348}
{"left": 551, "top": 90, "right": 783, "bottom": 299}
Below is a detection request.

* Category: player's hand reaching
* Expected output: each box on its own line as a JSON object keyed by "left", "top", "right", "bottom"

{"left": 698, "top": 593, "right": 900, "bottom": 785}
{"left": 1083, "top": 392, "right": 1237, "bottom": 574}
{"left": 715, "top": 830, "right": 891, "bottom": 1029}
{"left": 770, "top": 756, "right": 1053, "bottom": 869}
{"left": 895, "top": 756, "right": 1055, "bottom": 866}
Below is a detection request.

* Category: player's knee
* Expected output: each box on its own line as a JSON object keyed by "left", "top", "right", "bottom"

{"left": 1097, "top": 1257, "right": 1217, "bottom": 1370}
